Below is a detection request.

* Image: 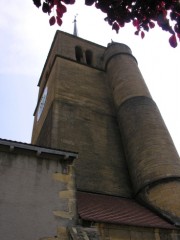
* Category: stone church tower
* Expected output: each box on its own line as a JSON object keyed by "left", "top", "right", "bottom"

{"left": 31, "top": 30, "right": 180, "bottom": 239}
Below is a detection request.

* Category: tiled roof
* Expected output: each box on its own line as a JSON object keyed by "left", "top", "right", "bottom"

{"left": 0, "top": 138, "right": 77, "bottom": 153}
{"left": 0, "top": 138, "right": 78, "bottom": 160}
{"left": 77, "top": 191, "right": 176, "bottom": 229}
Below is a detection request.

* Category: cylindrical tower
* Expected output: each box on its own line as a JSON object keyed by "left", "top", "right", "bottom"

{"left": 103, "top": 43, "right": 180, "bottom": 225}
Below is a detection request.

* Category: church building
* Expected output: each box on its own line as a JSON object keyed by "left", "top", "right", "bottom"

{"left": 0, "top": 30, "right": 180, "bottom": 240}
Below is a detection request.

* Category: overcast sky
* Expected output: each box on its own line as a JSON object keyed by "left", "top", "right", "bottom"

{"left": 0, "top": 0, "right": 179, "bottom": 155}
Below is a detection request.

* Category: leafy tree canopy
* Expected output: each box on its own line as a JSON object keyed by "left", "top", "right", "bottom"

{"left": 33, "top": 0, "right": 180, "bottom": 48}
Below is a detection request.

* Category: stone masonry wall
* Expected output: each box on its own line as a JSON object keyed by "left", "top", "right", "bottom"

{"left": 0, "top": 150, "right": 77, "bottom": 240}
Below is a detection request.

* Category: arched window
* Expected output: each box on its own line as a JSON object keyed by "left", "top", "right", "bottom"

{"left": 85, "top": 50, "right": 93, "bottom": 66}
{"left": 75, "top": 46, "right": 83, "bottom": 62}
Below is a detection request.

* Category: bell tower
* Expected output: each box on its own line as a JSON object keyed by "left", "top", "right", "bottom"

{"left": 32, "top": 30, "right": 180, "bottom": 226}
{"left": 31, "top": 31, "right": 132, "bottom": 198}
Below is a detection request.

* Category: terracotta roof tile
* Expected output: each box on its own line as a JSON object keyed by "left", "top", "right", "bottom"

{"left": 77, "top": 191, "right": 176, "bottom": 229}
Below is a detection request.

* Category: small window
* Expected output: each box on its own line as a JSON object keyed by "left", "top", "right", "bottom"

{"left": 85, "top": 50, "right": 93, "bottom": 65}
{"left": 75, "top": 46, "right": 83, "bottom": 62}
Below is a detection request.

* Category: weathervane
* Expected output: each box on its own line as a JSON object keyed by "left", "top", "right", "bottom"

{"left": 73, "top": 14, "right": 78, "bottom": 37}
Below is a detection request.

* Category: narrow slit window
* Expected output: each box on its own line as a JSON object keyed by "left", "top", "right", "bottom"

{"left": 85, "top": 50, "right": 93, "bottom": 65}
{"left": 75, "top": 46, "right": 83, "bottom": 62}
